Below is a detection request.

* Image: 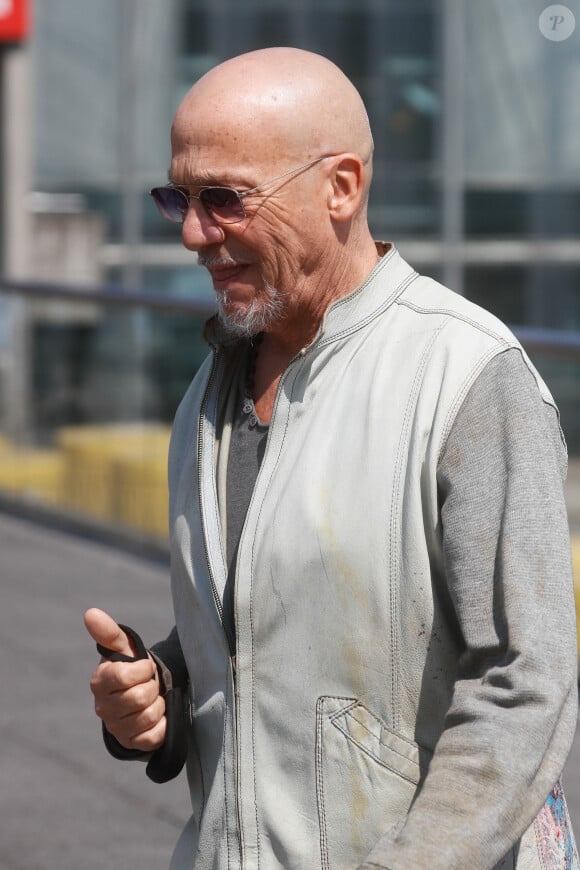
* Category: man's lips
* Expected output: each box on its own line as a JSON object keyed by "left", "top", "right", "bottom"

{"left": 207, "top": 264, "right": 248, "bottom": 288}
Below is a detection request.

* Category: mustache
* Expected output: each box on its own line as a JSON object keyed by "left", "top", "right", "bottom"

{"left": 197, "top": 255, "right": 244, "bottom": 269}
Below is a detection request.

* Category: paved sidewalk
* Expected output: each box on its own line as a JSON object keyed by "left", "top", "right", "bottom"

{"left": 0, "top": 513, "right": 189, "bottom": 870}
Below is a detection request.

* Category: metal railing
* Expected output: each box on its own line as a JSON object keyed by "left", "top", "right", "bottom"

{"left": 0, "top": 276, "right": 216, "bottom": 316}
{"left": 510, "top": 326, "right": 580, "bottom": 359}
{"left": 2, "top": 276, "right": 580, "bottom": 356}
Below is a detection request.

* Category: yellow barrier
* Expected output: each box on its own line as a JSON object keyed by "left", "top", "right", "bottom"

{"left": 0, "top": 448, "right": 65, "bottom": 505}
{"left": 56, "top": 424, "right": 171, "bottom": 524}
{"left": 113, "top": 451, "right": 169, "bottom": 538}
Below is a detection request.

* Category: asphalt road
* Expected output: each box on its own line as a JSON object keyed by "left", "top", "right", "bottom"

{"left": 1, "top": 511, "right": 579, "bottom": 869}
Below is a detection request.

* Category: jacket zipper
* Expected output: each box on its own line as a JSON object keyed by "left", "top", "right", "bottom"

{"left": 198, "top": 342, "right": 310, "bottom": 867}
{"left": 197, "top": 346, "right": 242, "bottom": 866}
{"left": 196, "top": 346, "right": 237, "bottom": 659}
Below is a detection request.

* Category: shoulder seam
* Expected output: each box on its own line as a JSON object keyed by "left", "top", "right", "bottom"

{"left": 395, "top": 296, "right": 516, "bottom": 347}
{"left": 436, "top": 346, "right": 565, "bottom": 468}
{"left": 436, "top": 345, "right": 507, "bottom": 468}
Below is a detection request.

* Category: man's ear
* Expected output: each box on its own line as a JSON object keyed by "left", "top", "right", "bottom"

{"left": 327, "top": 154, "right": 367, "bottom": 221}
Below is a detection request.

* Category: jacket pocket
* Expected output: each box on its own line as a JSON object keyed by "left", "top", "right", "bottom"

{"left": 315, "top": 696, "right": 427, "bottom": 869}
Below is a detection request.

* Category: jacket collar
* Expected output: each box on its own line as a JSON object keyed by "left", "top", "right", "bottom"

{"left": 203, "top": 242, "right": 416, "bottom": 350}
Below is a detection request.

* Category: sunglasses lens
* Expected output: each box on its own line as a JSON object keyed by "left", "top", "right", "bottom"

{"left": 150, "top": 185, "right": 246, "bottom": 224}
{"left": 200, "top": 187, "right": 245, "bottom": 223}
{"left": 150, "top": 187, "right": 187, "bottom": 222}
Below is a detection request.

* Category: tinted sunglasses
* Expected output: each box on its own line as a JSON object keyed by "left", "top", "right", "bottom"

{"left": 150, "top": 155, "right": 332, "bottom": 225}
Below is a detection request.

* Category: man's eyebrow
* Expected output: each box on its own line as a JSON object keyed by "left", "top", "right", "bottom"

{"left": 166, "top": 168, "right": 235, "bottom": 187}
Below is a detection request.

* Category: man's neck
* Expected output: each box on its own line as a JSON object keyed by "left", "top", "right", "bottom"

{"left": 263, "top": 234, "right": 381, "bottom": 358}
{"left": 249, "top": 235, "right": 384, "bottom": 422}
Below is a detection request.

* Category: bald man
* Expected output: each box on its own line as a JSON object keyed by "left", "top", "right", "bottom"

{"left": 86, "top": 49, "right": 578, "bottom": 869}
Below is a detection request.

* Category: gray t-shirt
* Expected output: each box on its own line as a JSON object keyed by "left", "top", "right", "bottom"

{"left": 222, "top": 354, "right": 269, "bottom": 644}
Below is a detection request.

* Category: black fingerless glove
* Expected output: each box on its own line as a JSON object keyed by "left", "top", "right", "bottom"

{"left": 96, "top": 624, "right": 188, "bottom": 784}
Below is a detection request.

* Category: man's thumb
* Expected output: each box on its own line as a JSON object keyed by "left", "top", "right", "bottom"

{"left": 84, "top": 607, "right": 135, "bottom": 658}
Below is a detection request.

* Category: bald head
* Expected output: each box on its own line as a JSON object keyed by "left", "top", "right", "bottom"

{"left": 172, "top": 48, "right": 373, "bottom": 175}
{"left": 168, "top": 49, "right": 380, "bottom": 338}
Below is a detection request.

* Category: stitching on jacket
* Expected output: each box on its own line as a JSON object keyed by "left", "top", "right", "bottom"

{"left": 396, "top": 297, "right": 516, "bottom": 344}
{"left": 223, "top": 665, "right": 233, "bottom": 868}
{"left": 437, "top": 345, "right": 521, "bottom": 469}
{"left": 437, "top": 345, "right": 503, "bottom": 465}
{"left": 392, "top": 295, "right": 544, "bottom": 470}
{"left": 388, "top": 322, "right": 445, "bottom": 731}
{"left": 332, "top": 718, "right": 420, "bottom": 786}
{"left": 319, "top": 271, "right": 418, "bottom": 348}
{"left": 393, "top": 296, "right": 523, "bottom": 470}
{"left": 340, "top": 707, "right": 423, "bottom": 766}
{"left": 343, "top": 715, "right": 420, "bottom": 771}
{"left": 321, "top": 697, "right": 423, "bottom": 786}
{"left": 322, "top": 244, "right": 398, "bottom": 315}
{"left": 249, "top": 556, "right": 261, "bottom": 868}
{"left": 195, "top": 354, "right": 239, "bottom": 867}
{"left": 202, "top": 353, "right": 245, "bottom": 867}
{"left": 328, "top": 698, "right": 360, "bottom": 723}
{"left": 514, "top": 346, "right": 567, "bottom": 450}
{"left": 315, "top": 697, "right": 330, "bottom": 870}
{"left": 244, "top": 366, "right": 302, "bottom": 870}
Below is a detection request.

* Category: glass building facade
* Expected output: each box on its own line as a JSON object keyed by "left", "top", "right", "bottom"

{"left": 5, "top": 0, "right": 576, "bottom": 448}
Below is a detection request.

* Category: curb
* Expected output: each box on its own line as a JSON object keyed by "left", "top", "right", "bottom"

{"left": 0, "top": 492, "right": 170, "bottom": 566}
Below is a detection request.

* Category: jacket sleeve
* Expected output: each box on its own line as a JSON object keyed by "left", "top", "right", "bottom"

{"left": 150, "top": 625, "right": 189, "bottom": 693}
{"left": 102, "top": 626, "right": 188, "bottom": 764}
{"left": 360, "top": 348, "right": 578, "bottom": 869}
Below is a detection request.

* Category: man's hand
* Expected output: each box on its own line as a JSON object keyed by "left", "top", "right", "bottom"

{"left": 84, "top": 608, "right": 167, "bottom": 752}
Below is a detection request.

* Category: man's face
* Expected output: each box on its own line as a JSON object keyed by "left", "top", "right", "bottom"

{"left": 169, "top": 123, "right": 331, "bottom": 338}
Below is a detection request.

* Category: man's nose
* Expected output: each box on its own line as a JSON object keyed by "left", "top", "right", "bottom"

{"left": 181, "top": 200, "right": 226, "bottom": 252}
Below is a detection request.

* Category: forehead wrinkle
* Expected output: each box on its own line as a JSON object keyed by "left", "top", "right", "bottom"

{"left": 167, "top": 160, "right": 262, "bottom": 190}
